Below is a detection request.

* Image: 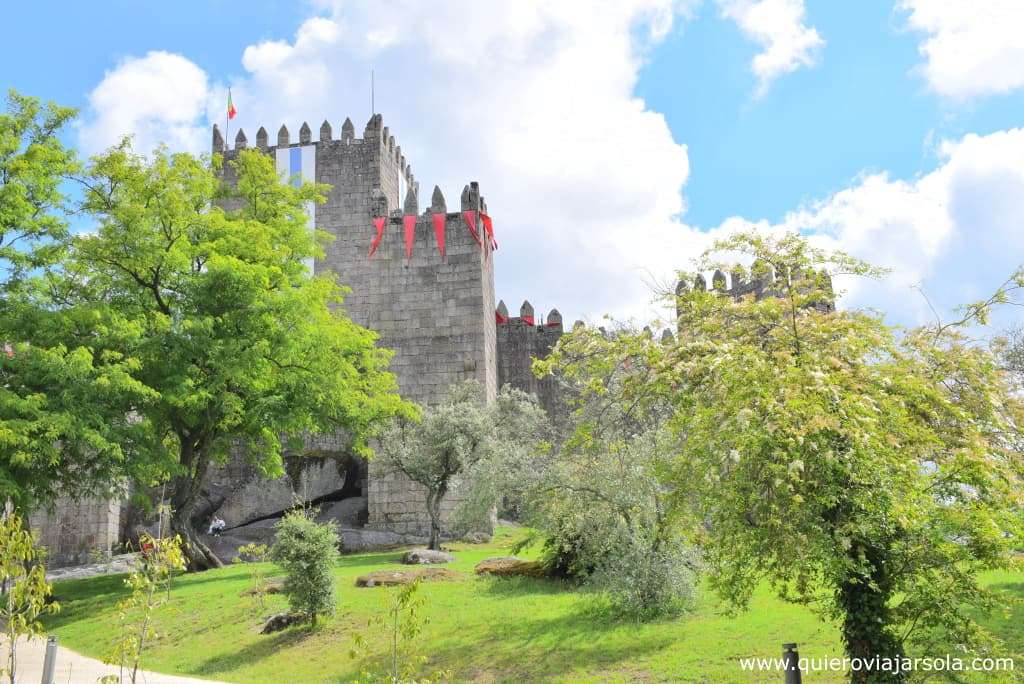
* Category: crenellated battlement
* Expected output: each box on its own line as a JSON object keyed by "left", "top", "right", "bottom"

{"left": 212, "top": 113, "right": 418, "bottom": 194}
{"left": 495, "top": 299, "right": 564, "bottom": 333}
{"left": 495, "top": 298, "right": 566, "bottom": 418}
{"left": 675, "top": 263, "right": 834, "bottom": 313}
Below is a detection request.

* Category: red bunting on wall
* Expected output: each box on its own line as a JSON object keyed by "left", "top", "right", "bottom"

{"left": 522, "top": 315, "right": 535, "bottom": 326}
{"left": 461, "top": 210, "right": 482, "bottom": 246}
{"left": 403, "top": 214, "right": 417, "bottom": 260}
{"left": 367, "top": 216, "right": 387, "bottom": 258}
{"left": 432, "top": 212, "right": 446, "bottom": 259}
{"left": 495, "top": 311, "right": 508, "bottom": 324}
{"left": 481, "top": 213, "right": 497, "bottom": 250}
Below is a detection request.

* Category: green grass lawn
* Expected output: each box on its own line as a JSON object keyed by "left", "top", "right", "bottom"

{"left": 43, "top": 528, "right": 1024, "bottom": 683}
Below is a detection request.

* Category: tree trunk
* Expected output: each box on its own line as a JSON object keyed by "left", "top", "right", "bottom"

{"left": 425, "top": 484, "right": 447, "bottom": 551}
{"left": 838, "top": 542, "right": 905, "bottom": 683}
{"left": 168, "top": 445, "right": 223, "bottom": 572}
{"left": 169, "top": 502, "right": 222, "bottom": 572}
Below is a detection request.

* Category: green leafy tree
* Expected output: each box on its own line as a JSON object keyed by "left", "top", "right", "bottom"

{"left": 103, "top": 532, "right": 186, "bottom": 684}
{"left": 0, "top": 91, "right": 148, "bottom": 513}
{"left": 379, "top": 382, "right": 545, "bottom": 551}
{"left": 543, "top": 231, "right": 1024, "bottom": 679}
{"left": 522, "top": 334, "right": 698, "bottom": 617}
{"left": 0, "top": 90, "right": 75, "bottom": 285}
{"left": 350, "top": 579, "right": 452, "bottom": 684}
{"left": 270, "top": 508, "right": 340, "bottom": 625}
{"left": 59, "top": 143, "right": 411, "bottom": 570}
{"left": 0, "top": 512, "right": 59, "bottom": 684}
{"left": 232, "top": 542, "right": 271, "bottom": 612}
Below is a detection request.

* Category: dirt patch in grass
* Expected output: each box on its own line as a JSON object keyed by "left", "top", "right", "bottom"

{"left": 355, "top": 567, "right": 462, "bottom": 587}
{"left": 241, "top": 579, "right": 284, "bottom": 596}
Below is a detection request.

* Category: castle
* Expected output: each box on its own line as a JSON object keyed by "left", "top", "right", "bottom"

{"left": 29, "top": 114, "right": 831, "bottom": 566}
{"left": 30, "top": 114, "right": 571, "bottom": 564}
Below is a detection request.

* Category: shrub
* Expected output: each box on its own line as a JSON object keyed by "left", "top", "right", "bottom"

{"left": 103, "top": 533, "right": 185, "bottom": 684}
{"left": 1, "top": 512, "right": 59, "bottom": 684}
{"left": 590, "top": 541, "right": 701, "bottom": 620}
{"left": 270, "top": 510, "right": 340, "bottom": 625}
{"left": 534, "top": 516, "right": 613, "bottom": 580}
{"left": 232, "top": 542, "right": 270, "bottom": 612}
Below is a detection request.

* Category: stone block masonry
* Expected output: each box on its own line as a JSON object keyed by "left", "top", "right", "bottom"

{"left": 216, "top": 114, "right": 496, "bottom": 536}
{"left": 31, "top": 113, "right": 556, "bottom": 562}
{"left": 495, "top": 300, "right": 566, "bottom": 420}
{"left": 29, "top": 497, "right": 120, "bottom": 568}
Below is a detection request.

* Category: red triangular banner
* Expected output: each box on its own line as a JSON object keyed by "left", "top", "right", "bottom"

{"left": 481, "top": 213, "right": 497, "bottom": 250}
{"left": 368, "top": 216, "right": 387, "bottom": 258}
{"left": 403, "top": 214, "right": 417, "bottom": 260}
{"left": 432, "top": 212, "right": 446, "bottom": 259}
{"left": 496, "top": 311, "right": 508, "bottom": 324}
{"left": 461, "top": 210, "right": 482, "bottom": 246}
{"left": 522, "top": 315, "right": 535, "bottom": 326}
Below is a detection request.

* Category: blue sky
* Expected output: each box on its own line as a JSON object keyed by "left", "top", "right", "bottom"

{"left": 5, "top": 1, "right": 1024, "bottom": 328}
{"left": 639, "top": 0, "right": 1024, "bottom": 228}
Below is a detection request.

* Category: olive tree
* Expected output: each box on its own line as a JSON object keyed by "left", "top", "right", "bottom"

{"left": 377, "top": 382, "right": 545, "bottom": 550}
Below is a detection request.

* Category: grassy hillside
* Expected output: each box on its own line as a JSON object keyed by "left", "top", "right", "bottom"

{"left": 43, "top": 528, "right": 1023, "bottom": 683}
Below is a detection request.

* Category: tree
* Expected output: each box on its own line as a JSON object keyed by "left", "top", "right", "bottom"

{"left": 0, "top": 90, "right": 148, "bottom": 514}
{"left": 349, "top": 578, "right": 452, "bottom": 684}
{"left": 102, "top": 533, "right": 185, "bottom": 684}
{"left": 545, "top": 231, "right": 1024, "bottom": 678}
{"left": 525, "top": 331, "right": 699, "bottom": 617}
{"left": 378, "top": 382, "right": 545, "bottom": 550}
{"left": 270, "top": 508, "right": 340, "bottom": 625}
{"left": 0, "top": 512, "right": 59, "bottom": 684}
{"left": 62, "top": 143, "right": 412, "bottom": 570}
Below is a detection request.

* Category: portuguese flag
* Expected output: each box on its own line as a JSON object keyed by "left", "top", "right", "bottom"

{"left": 227, "top": 89, "right": 237, "bottom": 120}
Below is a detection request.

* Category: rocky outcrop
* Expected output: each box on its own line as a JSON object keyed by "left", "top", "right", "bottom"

{"left": 401, "top": 549, "right": 454, "bottom": 564}
{"left": 474, "top": 557, "right": 546, "bottom": 578}
{"left": 355, "top": 567, "right": 460, "bottom": 587}
{"left": 260, "top": 612, "right": 307, "bottom": 634}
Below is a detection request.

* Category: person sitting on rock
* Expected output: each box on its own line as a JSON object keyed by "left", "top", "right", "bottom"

{"left": 208, "top": 516, "right": 226, "bottom": 536}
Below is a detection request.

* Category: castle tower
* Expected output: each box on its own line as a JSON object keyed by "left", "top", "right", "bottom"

{"left": 214, "top": 115, "right": 496, "bottom": 535}
{"left": 494, "top": 299, "right": 565, "bottom": 420}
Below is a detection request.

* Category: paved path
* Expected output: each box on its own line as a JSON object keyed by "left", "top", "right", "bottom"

{"left": 3, "top": 636, "right": 225, "bottom": 684}
{"left": 45, "top": 553, "right": 140, "bottom": 582}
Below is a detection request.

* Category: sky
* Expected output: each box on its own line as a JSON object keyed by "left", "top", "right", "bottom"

{"left": 4, "top": 0, "right": 1024, "bottom": 329}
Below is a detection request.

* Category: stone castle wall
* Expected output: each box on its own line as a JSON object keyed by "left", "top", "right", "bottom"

{"left": 217, "top": 115, "right": 496, "bottom": 535}
{"left": 495, "top": 300, "right": 566, "bottom": 420}
{"left": 29, "top": 497, "right": 120, "bottom": 568}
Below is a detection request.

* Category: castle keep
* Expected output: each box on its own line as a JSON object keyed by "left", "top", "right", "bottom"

{"left": 212, "top": 114, "right": 503, "bottom": 537}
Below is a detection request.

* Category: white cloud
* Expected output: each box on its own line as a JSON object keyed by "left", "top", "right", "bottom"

{"left": 899, "top": 0, "right": 1024, "bottom": 100}
{"left": 216, "top": 1, "right": 698, "bottom": 323}
{"left": 78, "top": 51, "right": 210, "bottom": 157}
{"left": 76, "top": 4, "right": 1024, "bottom": 332}
{"left": 717, "top": 0, "right": 824, "bottom": 97}
{"left": 718, "top": 128, "right": 1024, "bottom": 327}
{"left": 77, "top": 2, "right": 701, "bottom": 323}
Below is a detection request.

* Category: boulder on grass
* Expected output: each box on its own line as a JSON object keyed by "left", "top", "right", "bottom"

{"left": 402, "top": 549, "right": 454, "bottom": 565}
{"left": 461, "top": 531, "right": 491, "bottom": 544}
{"left": 474, "top": 556, "right": 546, "bottom": 578}
{"left": 260, "top": 611, "right": 307, "bottom": 634}
{"left": 356, "top": 567, "right": 460, "bottom": 587}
